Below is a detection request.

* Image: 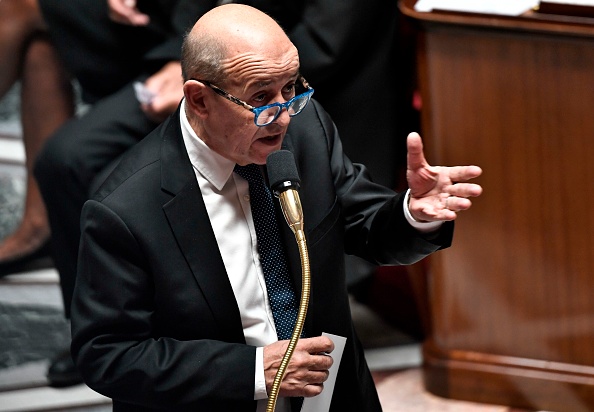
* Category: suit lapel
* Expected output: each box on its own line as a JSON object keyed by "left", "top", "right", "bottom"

{"left": 160, "top": 109, "right": 245, "bottom": 344}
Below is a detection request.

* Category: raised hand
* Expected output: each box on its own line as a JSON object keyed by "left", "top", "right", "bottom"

{"left": 406, "top": 132, "right": 483, "bottom": 222}
{"left": 107, "top": 0, "right": 150, "bottom": 26}
{"left": 139, "top": 62, "right": 184, "bottom": 123}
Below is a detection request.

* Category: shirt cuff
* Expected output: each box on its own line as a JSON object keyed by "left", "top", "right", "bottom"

{"left": 403, "top": 189, "right": 444, "bottom": 233}
{"left": 254, "top": 347, "right": 268, "bottom": 400}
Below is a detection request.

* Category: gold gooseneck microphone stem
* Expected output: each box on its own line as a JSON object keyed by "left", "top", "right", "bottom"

{"left": 266, "top": 189, "right": 311, "bottom": 412}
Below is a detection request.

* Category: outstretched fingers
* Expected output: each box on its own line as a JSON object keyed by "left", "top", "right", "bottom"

{"left": 447, "top": 165, "right": 483, "bottom": 183}
{"left": 446, "top": 181, "right": 483, "bottom": 198}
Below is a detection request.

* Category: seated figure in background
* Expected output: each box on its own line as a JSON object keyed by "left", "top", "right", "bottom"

{"left": 0, "top": 0, "right": 74, "bottom": 276}
{"left": 32, "top": 0, "right": 219, "bottom": 387}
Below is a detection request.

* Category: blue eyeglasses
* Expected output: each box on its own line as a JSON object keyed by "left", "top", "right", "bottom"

{"left": 192, "top": 76, "right": 314, "bottom": 127}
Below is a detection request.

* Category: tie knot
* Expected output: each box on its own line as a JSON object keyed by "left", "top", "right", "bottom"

{"left": 234, "top": 164, "right": 263, "bottom": 185}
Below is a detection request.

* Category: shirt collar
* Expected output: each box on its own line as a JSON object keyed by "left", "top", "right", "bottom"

{"left": 179, "top": 98, "right": 236, "bottom": 191}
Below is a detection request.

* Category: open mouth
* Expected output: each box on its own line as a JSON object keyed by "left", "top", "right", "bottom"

{"left": 258, "top": 134, "right": 282, "bottom": 145}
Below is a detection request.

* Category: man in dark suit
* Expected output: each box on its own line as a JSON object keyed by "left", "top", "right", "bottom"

{"left": 71, "top": 4, "right": 482, "bottom": 411}
{"left": 30, "top": 0, "right": 413, "bottom": 388}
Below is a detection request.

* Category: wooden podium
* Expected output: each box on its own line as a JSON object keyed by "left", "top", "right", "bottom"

{"left": 399, "top": 1, "right": 594, "bottom": 410}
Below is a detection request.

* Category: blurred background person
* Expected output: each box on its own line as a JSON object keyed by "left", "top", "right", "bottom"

{"left": 32, "top": 0, "right": 218, "bottom": 387}
{"left": 0, "top": 0, "right": 75, "bottom": 276}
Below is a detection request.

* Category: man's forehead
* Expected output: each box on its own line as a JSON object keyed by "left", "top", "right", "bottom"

{"left": 222, "top": 49, "right": 301, "bottom": 90}
{"left": 247, "top": 70, "right": 301, "bottom": 87}
{"left": 221, "top": 41, "right": 298, "bottom": 69}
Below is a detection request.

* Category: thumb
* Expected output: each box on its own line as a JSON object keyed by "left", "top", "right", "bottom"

{"left": 406, "top": 132, "right": 427, "bottom": 171}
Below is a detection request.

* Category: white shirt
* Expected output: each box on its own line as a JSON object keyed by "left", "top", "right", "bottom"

{"left": 180, "top": 99, "right": 290, "bottom": 412}
{"left": 178, "top": 99, "right": 441, "bottom": 411}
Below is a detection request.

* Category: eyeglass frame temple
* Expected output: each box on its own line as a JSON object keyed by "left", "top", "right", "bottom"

{"left": 198, "top": 80, "right": 256, "bottom": 111}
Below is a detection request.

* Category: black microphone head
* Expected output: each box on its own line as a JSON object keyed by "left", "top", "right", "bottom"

{"left": 266, "top": 150, "right": 301, "bottom": 195}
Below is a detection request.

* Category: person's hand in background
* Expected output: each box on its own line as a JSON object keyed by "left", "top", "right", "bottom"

{"left": 139, "top": 62, "right": 184, "bottom": 123}
{"left": 108, "top": 0, "right": 149, "bottom": 26}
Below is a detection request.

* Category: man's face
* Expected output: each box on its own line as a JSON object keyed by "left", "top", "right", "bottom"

{"left": 199, "top": 43, "right": 301, "bottom": 166}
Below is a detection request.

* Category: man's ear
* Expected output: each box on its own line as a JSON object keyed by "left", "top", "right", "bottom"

{"left": 183, "top": 80, "right": 209, "bottom": 120}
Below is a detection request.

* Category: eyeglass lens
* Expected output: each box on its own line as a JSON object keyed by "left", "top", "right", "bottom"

{"left": 255, "top": 92, "right": 311, "bottom": 126}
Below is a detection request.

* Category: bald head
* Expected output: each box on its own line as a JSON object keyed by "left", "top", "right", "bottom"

{"left": 197, "top": 4, "right": 287, "bottom": 46}
{"left": 180, "top": 4, "right": 304, "bottom": 166}
{"left": 181, "top": 4, "right": 297, "bottom": 84}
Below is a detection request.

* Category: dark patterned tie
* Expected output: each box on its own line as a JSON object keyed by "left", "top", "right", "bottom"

{"left": 234, "top": 164, "right": 299, "bottom": 340}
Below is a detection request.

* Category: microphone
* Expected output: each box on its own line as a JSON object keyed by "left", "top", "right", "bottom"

{"left": 265, "top": 150, "right": 310, "bottom": 412}
{"left": 266, "top": 150, "right": 304, "bottom": 237}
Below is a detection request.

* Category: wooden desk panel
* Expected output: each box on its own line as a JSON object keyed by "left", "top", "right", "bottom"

{"left": 401, "top": 1, "right": 594, "bottom": 410}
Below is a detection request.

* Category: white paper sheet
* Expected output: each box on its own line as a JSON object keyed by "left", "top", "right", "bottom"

{"left": 414, "top": 0, "right": 539, "bottom": 16}
{"left": 300, "top": 333, "right": 346, "bottom": 412}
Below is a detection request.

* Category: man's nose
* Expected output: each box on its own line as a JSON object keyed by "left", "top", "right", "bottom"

{"left": 274, "top": 106, "right": 291, "bottom": 126}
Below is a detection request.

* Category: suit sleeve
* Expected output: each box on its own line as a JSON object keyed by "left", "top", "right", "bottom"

{"left": 71, "top": 199, "right": 256, "bottom": 408}
{"left": 311, "top": 101, "right": 454, "bottom": 264}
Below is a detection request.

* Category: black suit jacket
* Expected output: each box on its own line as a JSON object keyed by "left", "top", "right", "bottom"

{"left": 71, "top": 100, "right": 453, "bottom": 411}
